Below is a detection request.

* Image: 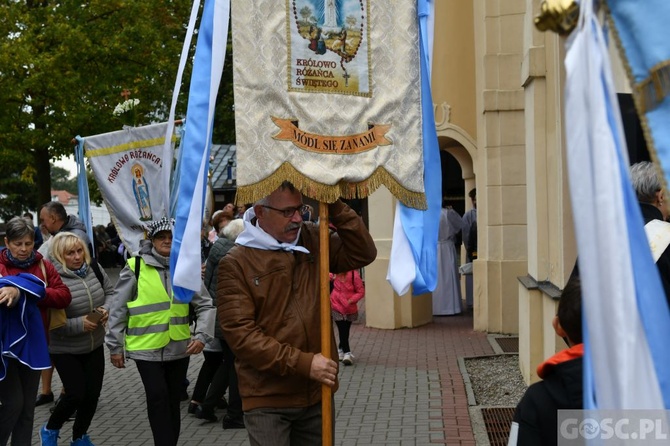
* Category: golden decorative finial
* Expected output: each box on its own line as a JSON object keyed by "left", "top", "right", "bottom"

{"left": 534, "top": 0, "right": 580, "bottom": 36}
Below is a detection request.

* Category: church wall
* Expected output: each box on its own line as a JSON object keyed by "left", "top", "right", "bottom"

{"left": 516, "top": 0, "right": 579, "bottom": 383}
{"left": 432, "top": 0, "right": 477, "bottom": 140}
{"left": 364, "top": 187, "right": 434, "bottom": 330}
{"left": 472, "top": 0, "right": 527, "bottom": 333}
{"left": 364, "top": 0, "right": 612, "bottom": 343}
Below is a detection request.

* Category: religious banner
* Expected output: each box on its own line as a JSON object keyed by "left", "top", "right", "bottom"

{"left": 232, "top": 0, "right": 426, "bottom": 208}
{"left": 84, "top": 122, "right": 177, "bottom": 255}
{"left": 605, "top": 0, "right": 670, "bottom": 191}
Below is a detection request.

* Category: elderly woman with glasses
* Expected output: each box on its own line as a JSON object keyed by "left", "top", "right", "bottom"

{"left": 105, "top": 217, "right": 215, "bottom": 446}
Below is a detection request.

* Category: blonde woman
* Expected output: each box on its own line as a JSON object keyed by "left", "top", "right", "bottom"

{"left": 39, "top": 232, "right": 113, "bottom": 446}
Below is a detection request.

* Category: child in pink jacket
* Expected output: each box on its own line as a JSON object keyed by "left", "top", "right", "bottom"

{"left": 329, "top": 269, "right": 365, "bottom": 365}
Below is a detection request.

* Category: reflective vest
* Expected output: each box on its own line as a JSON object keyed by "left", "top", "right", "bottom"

{"left": 124, "top": 257, "right": 190, "bottom": 351}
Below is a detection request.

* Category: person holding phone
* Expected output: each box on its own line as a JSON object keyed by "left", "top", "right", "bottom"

{"left": 39, "top": 232, "right": 113, "bottom": 446}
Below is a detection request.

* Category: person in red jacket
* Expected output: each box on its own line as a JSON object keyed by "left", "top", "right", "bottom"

{"left": 0, "top": 216, "right": 71, "bottom": 445}
{"left": 329, "top": 269, "right": 365, "bottom": 366}
{"left": 0, "top": 217, "right": 72, "bottom": 338}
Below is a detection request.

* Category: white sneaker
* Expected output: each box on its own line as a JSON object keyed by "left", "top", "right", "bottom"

{"left": 338, "top": 349, "right": 344, "bottom": 361}
{"left": 342, "top": 352, "right": 354, "bottom": 366}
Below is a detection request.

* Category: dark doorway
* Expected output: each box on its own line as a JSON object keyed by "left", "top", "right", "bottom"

{"left": 441, "top": 150, "right": 465, "bottom": 215}
{"left": 618, "top": 93, "right": 649, "bottom": 164}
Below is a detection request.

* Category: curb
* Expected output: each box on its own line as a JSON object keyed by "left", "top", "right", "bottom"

{"left": 459, "top": 355, "right": 489, "bottom": 446}
{"left": 458, "top": 353, "right": 520, "bottom": 446}
{"left": 486, "top": 333, "right": 517, "bottom": 354}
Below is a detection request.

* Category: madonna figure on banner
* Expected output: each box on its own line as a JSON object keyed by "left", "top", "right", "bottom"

{"left": 323, "top": 0, "right": 339, "bottom": 32}
{"left": 131, "top": 164, "right": 153, "bottom": 221}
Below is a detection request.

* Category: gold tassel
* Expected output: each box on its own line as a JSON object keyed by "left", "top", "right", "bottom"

{"left": 534, "top": 0, "right": 579, "bottom": 36}
{"left": 234, "top": 162, "right": 427, "bottom": 210}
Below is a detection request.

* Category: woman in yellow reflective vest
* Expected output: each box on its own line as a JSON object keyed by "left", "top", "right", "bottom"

{"left": 105, "top": 217, "right": 215, "bottom": 446}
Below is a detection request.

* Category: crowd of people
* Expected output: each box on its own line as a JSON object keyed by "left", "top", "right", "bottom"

{"left": 0, "top": 186, "right": 376, "bottom": 446}
{"left": 5, "top": 165, "right": 669, "bottom": 444}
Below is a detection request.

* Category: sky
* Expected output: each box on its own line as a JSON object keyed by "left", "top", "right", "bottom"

{"left": 54, "top": 154, "right": 78, "bottom": 178}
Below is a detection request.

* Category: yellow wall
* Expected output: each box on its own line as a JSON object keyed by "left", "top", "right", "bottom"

{"left": 364, "top": 1, "right": 629, "bottom": 359}
{"left": 432, "top": 1, "right": 477, "bottom": 139}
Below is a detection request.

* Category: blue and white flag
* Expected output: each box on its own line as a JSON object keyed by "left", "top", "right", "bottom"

{"left": 74, "top": 137, "right": 95, "bottom": 256}
{"left": 564, "top": 0, "right": 670, "bottom": 410}
{"left": 387, "top": 0, "right": 441, "bottom": 296}
{"left": 163, "top": 0, "right": 201, "bottom": 214}
{"left": 170, "top": 0, "right": 230, "bottom": 303}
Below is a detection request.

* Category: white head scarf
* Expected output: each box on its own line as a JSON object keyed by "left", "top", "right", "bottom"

{"left": 235, "top": 207, "right": 310, "bottom": 254}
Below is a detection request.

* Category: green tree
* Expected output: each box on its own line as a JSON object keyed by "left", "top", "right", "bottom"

{"left": 87, "top": 169, "right": 104, "bottom": 207}
{"left": 212, "top": 27, "right": 235, "bottom": 144}
{"left": 0, "top": 147, "right": 38, "bottom": 221}
{"left": 50, "top": 164, "right": 77, "bottom": 193}
{"left": 0, "top": 1, "right": 197, "bottom": 209}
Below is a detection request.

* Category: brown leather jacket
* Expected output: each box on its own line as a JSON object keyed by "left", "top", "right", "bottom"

{"left": 217, "top": 201, "right": 376, "bottom": 411}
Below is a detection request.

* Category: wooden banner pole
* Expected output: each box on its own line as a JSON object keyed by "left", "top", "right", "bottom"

{"left": 319, "top": 202, "right": 333, "bottom": 446}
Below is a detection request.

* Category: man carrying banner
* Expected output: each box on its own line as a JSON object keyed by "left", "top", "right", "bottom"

{"left": 217, "top": 181, "right": 376, "bottom": 445}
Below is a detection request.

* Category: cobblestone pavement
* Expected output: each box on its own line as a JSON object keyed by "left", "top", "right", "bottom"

{"left": 30, "top": 268, "right": 493, "bottom": 445}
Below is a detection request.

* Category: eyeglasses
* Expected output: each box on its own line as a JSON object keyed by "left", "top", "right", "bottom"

{"left": 262, "top": 204, "right": 309, "bottom": 218}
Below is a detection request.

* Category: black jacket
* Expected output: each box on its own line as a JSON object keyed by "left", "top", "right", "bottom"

{"left": 511, "top": 356, "right": 583, "bottom": 446}
{"left": 640, "top": 203, "right": 670, "bottom": 308}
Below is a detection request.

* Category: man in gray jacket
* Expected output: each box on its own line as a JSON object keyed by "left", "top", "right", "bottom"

{"left": 38, "top": 201, "right": 92, "bottom": 257}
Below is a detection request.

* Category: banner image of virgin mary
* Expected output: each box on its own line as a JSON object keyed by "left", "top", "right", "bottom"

{"left": 289, "top": 0, "right": 370, "bottom": 96}
{"left": 131, "top": 163, "right": 153, "bottom": 221}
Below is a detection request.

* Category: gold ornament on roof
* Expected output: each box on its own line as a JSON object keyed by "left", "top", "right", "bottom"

{"left": 534, "top": 0, "right": 580, "bottom": 36}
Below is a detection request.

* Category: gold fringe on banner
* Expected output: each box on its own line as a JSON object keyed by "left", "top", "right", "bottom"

{"left": 635, "top": 60, "right": 670, "bottom": 115}
{"left": 235, "top": 162, "right": 427, "bottom": 210}
{"left": 604, "top": 8, "right": 666, "bottom": 192}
